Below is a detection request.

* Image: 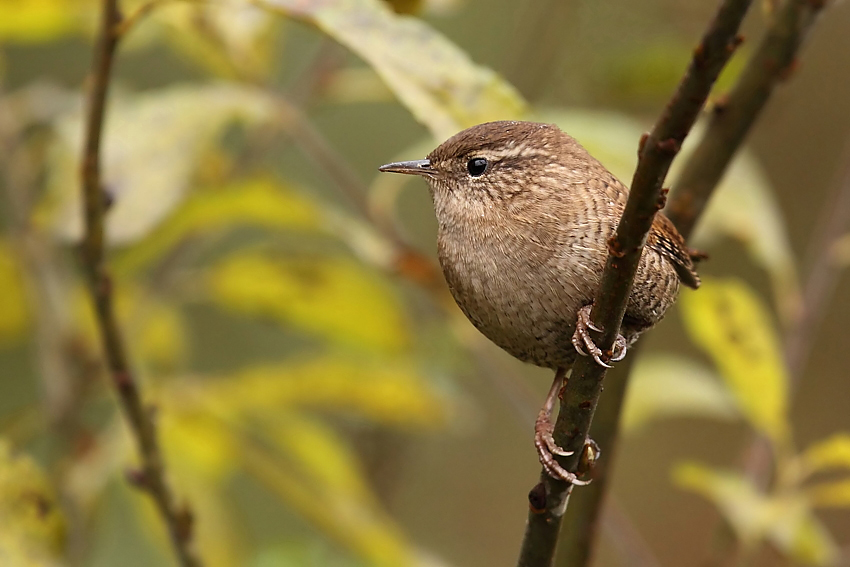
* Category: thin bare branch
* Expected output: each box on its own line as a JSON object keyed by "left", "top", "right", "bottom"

{"left": 516, "top": 1, "right": 753, "bottom": 565}
{"left": 79, "top": 2, "right": 201, "bottom": 565}
{"left": 556, "top": 1, "right": 828, "bottom": 563}
{"left": 667, "top": 0, "right": 826, "bottom": 239}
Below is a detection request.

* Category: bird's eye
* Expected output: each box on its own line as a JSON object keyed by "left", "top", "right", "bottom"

{"left": 467, "top": 157, "right": 488, "bottom": 177}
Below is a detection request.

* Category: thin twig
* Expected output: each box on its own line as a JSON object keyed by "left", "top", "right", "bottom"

{"left": 516, "top": 2, "right": 752, "bottom": 565}
{"left": 666, "top": 0, "right": 826, "bottom": 239}
{"left": 79, "top": 2, "right": 201, "bottom": 566}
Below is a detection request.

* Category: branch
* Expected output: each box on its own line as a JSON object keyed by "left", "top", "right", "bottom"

{"left": 79, "top": 2, "right": 201, "bottom": 566}
{"left": 557, "top": 1, "right": 827, "bottom": 563}
{"left": 516, "top": 1, "right": 752, "bottom": 565}
{"left": 666, "top": 0, "right": 826, "bottom": 239}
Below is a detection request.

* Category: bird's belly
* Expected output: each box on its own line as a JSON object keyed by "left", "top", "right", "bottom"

{"left": 438, "top": 240, "right": 588, "bottom": 369}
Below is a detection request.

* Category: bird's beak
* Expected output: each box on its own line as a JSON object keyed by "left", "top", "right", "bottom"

{"left": 378, "top": 159, "right": 436, "bottom": 177}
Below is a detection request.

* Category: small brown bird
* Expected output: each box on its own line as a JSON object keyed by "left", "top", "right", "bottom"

{"left": 379, "top": 121, "right": 699, "bottom": 483}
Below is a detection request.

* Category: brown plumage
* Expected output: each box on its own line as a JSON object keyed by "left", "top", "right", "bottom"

{"left": 380, "top": 120, "right": 700, "bottom": 482}
{"left": 382, "top": 120, "right": 698, "bottom": 370}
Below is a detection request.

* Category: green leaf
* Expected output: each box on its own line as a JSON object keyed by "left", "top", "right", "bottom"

{"left": 680, "top": 277, "right": 789, "bottom": 443}
{"left": 674, "top": 462, "right": 838, "bottom": 565}
{"left": 0, "top": 440, "right": 66, "bottom": 566}
{"left": 113, "top": 177, "right": 322, "bottom": 276}
{"left": 259, "top": 0, "right": 527, "bottom": 139}
{"left": 622, "top": 355, "right": 739, "bottom": 432}
{"left": 43, "top": 83, "right": 276, "bottom": 245}
{"left": 207, "top": 253, "right": 410, "bottom": 354}
{"left": 800, "top": 433, "right": 850, "bottom": 475}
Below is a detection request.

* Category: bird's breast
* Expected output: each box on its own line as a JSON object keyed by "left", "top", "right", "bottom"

{"left": 436, "top": 220, "right": 595, "bottom": 368}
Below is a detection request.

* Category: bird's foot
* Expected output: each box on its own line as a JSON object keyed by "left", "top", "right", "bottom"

{"left": 534, "top": 412, "right": 595, "bottom": 485}
{"left": 571, "top": 304, "right": 627, "bottom": 368}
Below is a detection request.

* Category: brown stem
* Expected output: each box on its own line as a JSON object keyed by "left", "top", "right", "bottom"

{"left": 556, "top": 1, "right": 828, "bottom": 564}
{"left": 666, "top": 0, "right": 826, "bottom": 239}
{"left": 516, "top": 1, "right": 752, "bottom": 565}
{"left": 556, "top": 355, "right": 637, "bottom": 567}
{"left": 79, "top": 2, "right": 201, "bottom": 565}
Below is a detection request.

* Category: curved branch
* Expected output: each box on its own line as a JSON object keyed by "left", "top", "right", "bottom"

{"left": 516, "top": 1, "right": 753, "bottom": 565}
{"left": 79, "top": 2, "right": 201, "bottom": 566}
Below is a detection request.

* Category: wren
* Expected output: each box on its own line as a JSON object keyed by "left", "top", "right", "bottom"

{"left": 379, "top": 121, "right": 699, "bottom": 483}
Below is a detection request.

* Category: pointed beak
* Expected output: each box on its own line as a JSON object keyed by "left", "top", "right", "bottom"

{"left": 378, "top": 159, "right": 436, "bottom": 177}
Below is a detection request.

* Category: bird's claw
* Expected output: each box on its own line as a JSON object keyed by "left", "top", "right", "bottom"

{"left": 571, "top": 304, "right": 627, "bottom": 368}
{"left": 534, "top": 412, "right": 593, "bottom": 485}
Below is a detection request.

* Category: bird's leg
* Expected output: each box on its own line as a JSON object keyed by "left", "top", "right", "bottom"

{"left": 534, "top": 367, "right": 593, "bottom": 485}
{"left": 571, "top": 303, "right": 627, "bottom": 368}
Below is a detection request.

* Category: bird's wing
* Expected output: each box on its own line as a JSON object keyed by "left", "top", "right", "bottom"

{"left": 648, "top": 213, "right": 701, "bottom": 289}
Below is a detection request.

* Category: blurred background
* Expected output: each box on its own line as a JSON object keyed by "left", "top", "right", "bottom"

{"left": 1, "top": 0, "right": 849, "bottom": 566}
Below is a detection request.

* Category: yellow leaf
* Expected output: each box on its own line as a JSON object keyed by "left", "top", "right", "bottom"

{"left": 674, "top": 462, "right": 772, "bottom": 545}
{"left": 259, "top": 0, "right": 527, "bottom": 139}
{"left": 208, "top": 253, "right": 410, "bottom": 354}
{"left": 807, "top": 479, "right": 850, "bottom": 508}
{"left": 0, "top": 0, "right": 93, "bottom": 42}
{"left": 269, "top": 413, "right": 374, "bottom": 497}
{"left": 152, "top": 0, "right": 280, "bottom": 79}
{"left": 767, "top": 497, "right": 839, "bottom": 566}
{"left": 113, "top": 177, "right": 322, "bottom": 276}
{"left": 203, "top": 357, "right": 448, "bottom": 428}
{"left": 382, "top": 0, "right": 424, "bottom": 15}
{"left": 136, "top": 301, "right": 187, "bottom": 373}
{"left": 674, "top": 462, "right": 838, "bottom": 565}
{"left": 622, "top": 355, "right": 738, "bottom": 432}
{"left": 69, "top": 283, "right": 188, "bottom": 372}
{"left": 0, "top": 440, "right": 65, "bottom": 565}
{"left": 42, "top": 83, "right": 277, "bottom": 244}
{"left": 0, "top": 240, "right": 30, "bottom": 344}
{"left": 801, "top": 433, "right": 850, "bottom": 474}
{"left": 680, "top": 278, "right": 789, "bottom": 443}
{"left": 242, "top": 415, "right": 419, "bottom": 567}
{"left": 158, "top": 407, "right": 239, "bottom": 483}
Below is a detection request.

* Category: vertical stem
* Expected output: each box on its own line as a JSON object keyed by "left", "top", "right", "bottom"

{"left": 79, "top": 2, "right": 201, "bottom": 565}
{"left": 515, "top": 1, "right": 752, "bottom": 565}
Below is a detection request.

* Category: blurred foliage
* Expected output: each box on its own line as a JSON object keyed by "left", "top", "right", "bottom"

{"left": 0, "top": 0, "right": 847, "bottom": 566}
{"left": 0, "top": 240, "right": 30, "bottom": 343}
{"left": 680, "top": 278, "right": 789, "bottom": 444}
{"left": 0, "top": 441, "right": 66, "bottom": 567}
{"left": 670, "top": 276, "right": 850, "bottom": 565}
